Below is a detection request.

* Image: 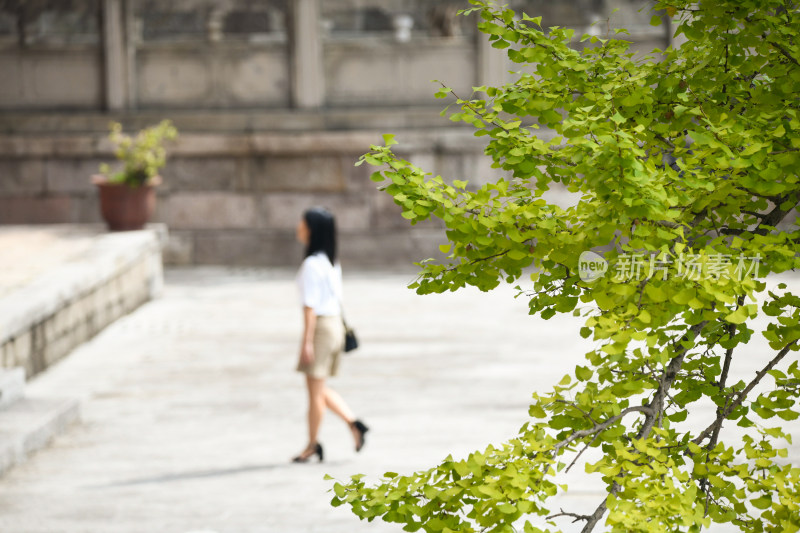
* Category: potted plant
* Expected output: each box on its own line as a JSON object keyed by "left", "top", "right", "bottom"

{"left": 93, "top": 120, "right": 178, "bottom": 231}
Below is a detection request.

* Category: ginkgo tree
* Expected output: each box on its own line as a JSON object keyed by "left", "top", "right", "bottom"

{"left": 333, "top": 0, "right": 800, "bottom": 531}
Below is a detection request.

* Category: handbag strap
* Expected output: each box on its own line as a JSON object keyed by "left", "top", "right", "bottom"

{"left": 339, "top": 296, "right": 350, "bottom": 329}
{"left": 325, "top": 258, "right": 348, "bottom": 326}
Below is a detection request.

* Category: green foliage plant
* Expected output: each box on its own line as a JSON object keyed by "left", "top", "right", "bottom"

{"left": 333, "top": 1, "right": 800, "bottom": 531}
{"left": 98, "top": 120, "right": 178, "bottom": 187}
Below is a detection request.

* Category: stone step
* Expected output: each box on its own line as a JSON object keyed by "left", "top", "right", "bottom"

{"left": 0, "top": 395, "right": 80, "bottom": 477}
{"left": 0, "top": 367, "right": 24, "bottom": 409}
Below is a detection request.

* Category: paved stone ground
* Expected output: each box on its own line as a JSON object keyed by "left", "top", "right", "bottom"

{"left": 1, "top": 267, "right": 799, "bottom": 533}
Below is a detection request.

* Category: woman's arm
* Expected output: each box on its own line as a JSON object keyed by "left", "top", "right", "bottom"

{"left": 299, "top": 305, "right": 317, "bottom": 367}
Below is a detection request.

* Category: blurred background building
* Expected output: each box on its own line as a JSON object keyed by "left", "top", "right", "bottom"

{"left": 0, "top": 0, "right": 668, "bottom": 267}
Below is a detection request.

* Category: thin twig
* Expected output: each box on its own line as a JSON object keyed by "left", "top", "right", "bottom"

{"left": 548, "top": 510, "right": 591, "bottom": 523}
{"left": 544, "top": 405, "right": 654, "bottom": 478}
{"left": 565, "top": 432, "right": 601, "bottom": 474}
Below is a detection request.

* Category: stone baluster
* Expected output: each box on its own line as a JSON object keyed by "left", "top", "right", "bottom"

{"left": 289, "top": 0, "right": 325, "bottom": 109}
{"left": 102, "top": 0, "right": 128, "bottom": 111}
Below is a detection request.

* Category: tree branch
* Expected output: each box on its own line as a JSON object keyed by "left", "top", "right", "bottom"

{"left": 638, "top": 321, "right": 709, "bottom": 440}
{"left": 753, "top": 196, "right": 799, "bottom": 235}
{"left": 743, "top": 12, "right": 800, "bottom": 67}
{"left": 547, "top": 405, "right": 654, "bottom": 475}
{"left": 565, "top": 431, "right": 601, "bottom": 474}
{"left": 579, "top": 321, "right": 708, "bottom": 533}
{"left": 693, "top": 340, "right": 799, "bottom": 445}
{"left": 708, "top": 193, "right": 797, "bottom": 238}
{"left": 582, "top": 482, "right": 620, "bottom": 533}
{"left": 548, "top": 510, "right": 591, "bottom": 523}
{"left": 710, "top": 338, "right": 736, "bottom": 449}
{"left": 698, "top": 301, "right": 742, "bottom": 515}
{"left": 768, "top": 39, "right": 800, "bottom": 68}
{"left": 446, "top": 84, "right": 507, "bottom": 132}
{"left": 442, "top": 250, "right": 510, "bottom": 274}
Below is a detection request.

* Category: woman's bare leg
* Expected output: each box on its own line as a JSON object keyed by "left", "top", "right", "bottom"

{"left": 305, "top": 378, "right": 364, "bottom": 451}
{"left": 324, "top": 386, "right": 365, "bottom": 447}
{"left": 323, "top": 387, "right": 355, "bottom": 423}
{"left": 305, "top": 375, "right": 327, "bottom": 447}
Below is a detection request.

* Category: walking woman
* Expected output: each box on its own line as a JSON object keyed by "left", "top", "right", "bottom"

{"left": 292, "top": 207, "right": 368, "bottom": 463}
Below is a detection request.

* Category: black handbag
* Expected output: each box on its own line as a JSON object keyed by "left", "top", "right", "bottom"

{"left": 334, "top": 270, "right": 358, "bottom": 353}
{"left": 344, "top": 321, "right": 359, "bottom": 352}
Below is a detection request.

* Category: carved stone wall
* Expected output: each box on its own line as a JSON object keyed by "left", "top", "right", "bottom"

{"left": 0, "top": 0, "right": 669, "bottom": 267}
{"left": 0, "top": 0, "right": 669, "bottom": 111}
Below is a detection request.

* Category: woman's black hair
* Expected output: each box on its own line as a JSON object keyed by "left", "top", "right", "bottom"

{"left": 303, "top": 206, "right": 337, "bottom": 264}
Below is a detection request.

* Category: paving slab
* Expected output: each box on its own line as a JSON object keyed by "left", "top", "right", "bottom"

{"left": 0, "top": 396, "right": 80, "bottom": 477}
{"left": 0, "top": 267, "right": 798, "bottom": 533}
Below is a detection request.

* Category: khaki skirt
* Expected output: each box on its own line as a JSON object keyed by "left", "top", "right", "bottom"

{"left": 297, "top": 315, "right": 345, "bottom": 379}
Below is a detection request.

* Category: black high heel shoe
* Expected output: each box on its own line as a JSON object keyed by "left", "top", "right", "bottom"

{"left": 350, "top": 420, "right": 369, "bottom": 452}
{"left": 292, "top": 442, "right": 324, "bottom": 463}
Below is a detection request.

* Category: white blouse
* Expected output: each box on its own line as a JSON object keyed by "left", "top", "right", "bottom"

{"left": 297, "top": 252, "right": 343, "bottom": 316}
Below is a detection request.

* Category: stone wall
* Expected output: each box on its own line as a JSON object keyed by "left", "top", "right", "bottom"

{"left": 0, "top": 123, "right": 510, "bottom": 267}
{"left": 0, "top": 0, "right": 669, "bottom": 112}
{"left": 0, "top": 0, "right": 670, "bottom": 267}
{"left": 0, "top": 47, "right": 104, "bottom": 110}
{"left": 135, "top": 43, "right": 291, "bottom": 109}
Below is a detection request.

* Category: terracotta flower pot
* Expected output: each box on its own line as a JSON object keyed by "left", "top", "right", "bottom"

{"left": 93, "top": 175, "right": 160, "bottom": 231}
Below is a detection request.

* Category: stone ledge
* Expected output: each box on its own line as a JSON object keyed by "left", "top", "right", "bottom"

{"left": 0, "top": 128, "right": 495, "bottom": 158}
{"left": 0, "top": 226, "right": 163, "bottom": 344}
{"left": 0, "top": 107, "right": 471, "bottom": 136}
{"left": 0, "top": 395, "right": 81, "bottom": 478}
{"left": 0, "top": 368, "right": 24, "bottom": 409}
{"left": 0, "top": 225, "right": 166, "bottom": 377}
